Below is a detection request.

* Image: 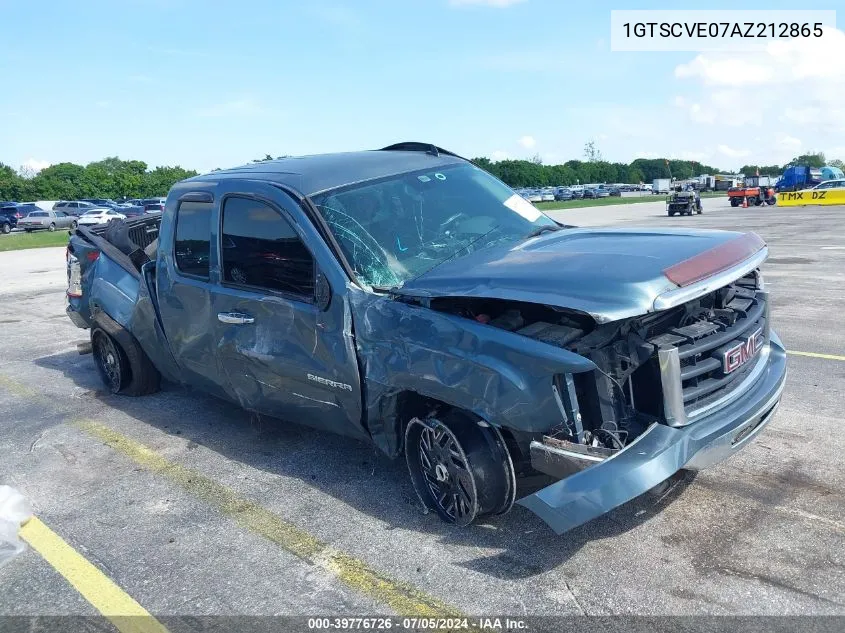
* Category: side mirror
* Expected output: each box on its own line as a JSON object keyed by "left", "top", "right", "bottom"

{"left": 315, "top": 269, "right": 332, "bottom": 311}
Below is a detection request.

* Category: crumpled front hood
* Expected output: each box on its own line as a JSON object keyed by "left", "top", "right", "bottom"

{"left": 397, "top": 227, "right": 757, "bottom": 322}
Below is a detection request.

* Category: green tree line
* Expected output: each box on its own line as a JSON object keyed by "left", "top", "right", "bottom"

{"left": 470, "top": 156, "right": 722, "bottom": 188}
{"left": 739, "top": 152, "right": 842, "bottom": 176}
{"left": 2, "top": 151, "right": 841, "bottom": 202}
{"left": 0, "top": 157, "right": 197, "bottom": 201}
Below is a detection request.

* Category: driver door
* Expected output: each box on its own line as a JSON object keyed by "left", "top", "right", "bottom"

{"left": 210, "top": 181, "right": 367, "bottom": 439}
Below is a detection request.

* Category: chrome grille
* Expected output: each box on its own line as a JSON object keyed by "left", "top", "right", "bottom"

{"left": 653, "top": 275, "right": 769, "bottom": 426}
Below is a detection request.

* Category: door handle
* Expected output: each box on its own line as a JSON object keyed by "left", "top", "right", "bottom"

{"left": 217, "top": 312, "right": 255, "bottom": 325}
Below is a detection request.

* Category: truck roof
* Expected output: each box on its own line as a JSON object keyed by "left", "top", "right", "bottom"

{"left": 186, "top": 148, "right": 466, "bottom": 197}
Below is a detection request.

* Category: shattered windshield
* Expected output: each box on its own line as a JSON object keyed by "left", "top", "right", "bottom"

{"left": 310, "top": 163, "right": 557, "bottom": 288}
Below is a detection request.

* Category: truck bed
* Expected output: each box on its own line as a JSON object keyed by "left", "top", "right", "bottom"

{"left": 67, "top": 214, "right": 162, "bottom": 328}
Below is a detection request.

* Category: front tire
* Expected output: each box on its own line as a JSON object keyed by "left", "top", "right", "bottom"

{"left": 730, "top": 198, "right": 740, "bottom": 207}
{"left": 70, "top": 221, "right": 77, "bottom": 229}
{"left": 405, "top": 411, "right": 515, "bottom": 527}
{"left": 1, "top": 223, "right": 10, "bottom": 234}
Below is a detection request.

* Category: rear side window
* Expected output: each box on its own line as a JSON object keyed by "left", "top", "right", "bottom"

{"left": 31, "top": 212, "right": 47, "bottom": 217}
{"left": 221, "top": 196, "right": 314, "bottom": 298}
{"left": 174, "top": 201, "right": 212, "bottom": 279}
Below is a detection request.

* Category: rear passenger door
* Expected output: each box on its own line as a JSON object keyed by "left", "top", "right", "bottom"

{"left": 210, "top": 181, "right": 365, "bottom": 439}
{"left": 155, "top": 194, "right": 227, "bottom": 398}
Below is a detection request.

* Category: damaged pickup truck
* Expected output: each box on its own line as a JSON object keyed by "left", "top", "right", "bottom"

{"left": 65, "top": 143, "right": 787, "bottom": 534}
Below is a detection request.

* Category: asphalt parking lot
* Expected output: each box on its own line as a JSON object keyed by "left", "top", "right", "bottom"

{"left": 0, "top": 196, "right": 843, "bottom": 622}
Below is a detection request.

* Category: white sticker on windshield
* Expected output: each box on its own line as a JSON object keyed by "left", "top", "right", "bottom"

{"left": 417, "top": 175, "right": 431, "bottom": 182}
{"left": 434, "top": 173, "right": 447, "bottom": 181}
{"left": 503, "top": 194, "right": 542, "bottom": 222}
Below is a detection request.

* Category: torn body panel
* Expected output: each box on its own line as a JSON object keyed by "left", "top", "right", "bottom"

{"left": 350, "top": 287, "right": 596, "bottom": 458}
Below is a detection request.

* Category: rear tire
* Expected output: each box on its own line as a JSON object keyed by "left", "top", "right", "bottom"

{"left": 92, "top": 330, "right": 130, "bottom": 394}
{"left": 48, "top": 223, "right": 56, "bottom": 232}
{"left": 405, "top": 411, "right": 515, "bottom": 527}
{"left": 668, "top": 210, "right": 675, "bottom": 217}
{"left": 70, "top": 221, "right": 77, "bottom": 229}
{"left": 25, "top": 229, "right": 32, "bottom": 233}
{"left": 730, "top": 198, "right": 740, "bottom": 207}
{"left": 1, "top": 223, "right": 10, "bottom": 234}
{"left": 91, "top": 317, "right": 161, "bottom": 396}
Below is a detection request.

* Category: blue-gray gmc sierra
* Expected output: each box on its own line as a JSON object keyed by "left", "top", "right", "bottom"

{"left": 65, "top": 143, "right": 787, "bottom": 534}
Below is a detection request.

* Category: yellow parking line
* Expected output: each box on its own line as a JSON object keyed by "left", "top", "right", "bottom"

{"left": 74, "top": 419, "right": 461, "bottom": 617}
{"left": 19, "top": 516, "right": 169, "bottom": 633}
{"left": 787, "top": 350, "right": 845, "bottom": 362}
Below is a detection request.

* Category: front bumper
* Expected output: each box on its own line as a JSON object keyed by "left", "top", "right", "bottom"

{"left": 517, "top": 330, "right": 787, "bottom": 534}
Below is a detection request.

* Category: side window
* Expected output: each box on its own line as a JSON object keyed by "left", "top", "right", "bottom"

{"left": 174, "top": 201, "right": 212, "bottom": 279}
{"left": 221, "top": 196, "right": 314, "bottom": 298}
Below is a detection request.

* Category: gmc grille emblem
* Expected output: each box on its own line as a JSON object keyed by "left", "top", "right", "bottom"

{"left": 723, "top": 327, "right": 765, "bottom": 374}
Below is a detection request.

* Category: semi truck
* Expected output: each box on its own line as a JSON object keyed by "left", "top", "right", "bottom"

{"left": 64, "top": 142, "right": 787, "bottom": 535}
{"left": 776, "top": 165, "right": 845, "bottom": 191}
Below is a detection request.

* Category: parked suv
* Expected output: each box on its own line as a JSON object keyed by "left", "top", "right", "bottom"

{"left": 141, "top": 197, "right": 167, "bottom": 212}
{"left": 0, "top": 204, "right": 28, "bottom": 233}
{"left": 53, "top": 201, "right": 97, "bottom": 216}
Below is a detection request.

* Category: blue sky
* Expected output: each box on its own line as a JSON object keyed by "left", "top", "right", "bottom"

{"left": 2, "top": 0, "right": 843, "bottom": 174}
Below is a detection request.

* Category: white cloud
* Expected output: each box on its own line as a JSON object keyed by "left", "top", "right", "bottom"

{"left": 450, "top": 0, "right": 526, "bottom": 7}
{"left": 777, "top": 135, "right": 802, "bottom": 149}
{"left": 718, "top": 144, "right": 751, "bottom": 158}
{"left": 675, "top": 56, "right": 775, "bottom": 86}
{"left": 517, "top": 135, "right": 536, "bottom": 149}
{"left": 678, "top": 150, "right": 709, "bottom": 162}
{"left": 19, "top": 159, "right": 50, "bottom": 176}
{"left": 491, "top": 150, "right": 510, "bottom": 160}
{"left": 672, "top": 26, "right": 845, "bottom": 164}
{"left": 196, "top": 98, "right": 263, "bottom": 117}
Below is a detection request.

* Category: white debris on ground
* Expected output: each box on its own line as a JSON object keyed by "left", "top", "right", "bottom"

{"left": 0, "top": 485, "right": 32, "bottom": 568}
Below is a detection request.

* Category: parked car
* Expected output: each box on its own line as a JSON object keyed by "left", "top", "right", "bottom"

{"left": 18, "top": 209, "right": 77, "bottom": 232}
{"left": 80, "top": 198, "right": 118, "bottom": 208}
{"left": 141, "top": 197, "right": 167, "bottom": 212}
{"left": 601, "top": 186, "right": 622, "bottom": 197}
{"left": 66, "top": 141, "right": 785, "bottom": 535}
{"left": 525, "top": 190, "right": 542, "bottom": 203}
{"left": 120, "top": 205, "right": 148, "bottom": 218}
{"left": 554, "top": 188, "right": 573, "bottom": 201}
{"left": 570, "top": 186, "right": 584, "bottom": 199}
{"left": 53, "top": 201, "right": 98, "bottom": 216}
{"left": 540, "top": 189, "right": 555, "bottom": 202}
{"left": 77, "top": 208, "right": 128, "bottom": 226}
{"left": 811, "top": 179, "right": 845, "bottom": 190}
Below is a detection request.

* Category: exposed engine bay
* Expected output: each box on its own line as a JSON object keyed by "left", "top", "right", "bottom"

{"left": 428, "top": 271, "right": 764, "bottom": 452}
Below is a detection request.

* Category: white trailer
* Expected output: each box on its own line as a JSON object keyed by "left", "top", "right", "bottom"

{"left": 652, "top": 178, "right": 671, "bottom": 194}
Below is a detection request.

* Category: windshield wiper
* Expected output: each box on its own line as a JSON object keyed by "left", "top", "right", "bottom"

{"left": 525, "top": 224, "right": 564, "bottom": 239}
